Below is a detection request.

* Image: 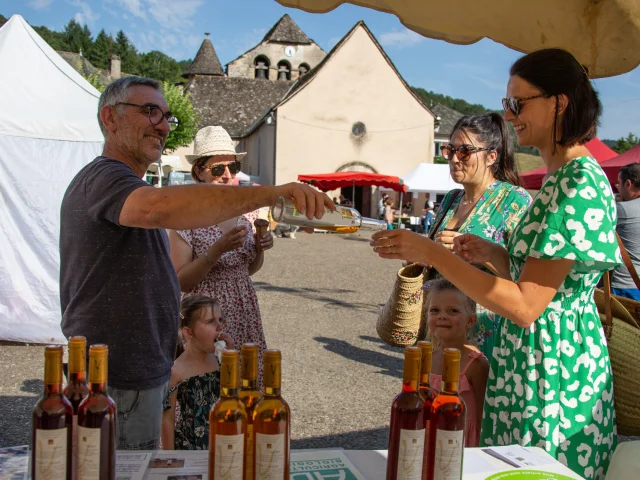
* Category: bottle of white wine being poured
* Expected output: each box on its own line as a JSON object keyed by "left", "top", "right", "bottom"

{"left": 271, "top": 197, "right": 387, "bottom": 233}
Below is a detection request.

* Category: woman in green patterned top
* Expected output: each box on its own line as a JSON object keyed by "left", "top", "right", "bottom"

{"left": 371, "top": 48, "right": 620, "bottom": 479}
{"left": 428, "top": 113, "right": 532, "bottom": 356}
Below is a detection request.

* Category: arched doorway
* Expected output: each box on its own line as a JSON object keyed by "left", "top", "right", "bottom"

{"left": 335, "top": 162, "right": 378, "bottom": 217}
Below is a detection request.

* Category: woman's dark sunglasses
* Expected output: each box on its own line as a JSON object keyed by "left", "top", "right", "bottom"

{"left": 201, "top": 160, "right": 242, "bottom": 177}
{"left": 440, "top": 144, "right": 492, "bottom": 161}
{"left": 501, "top": 95, "right": 546, "bottom": 116}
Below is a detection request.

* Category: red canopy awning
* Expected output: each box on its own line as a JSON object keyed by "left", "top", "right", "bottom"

{"left": 600, "top": 144, "right": 640, "bottom": 186}
{"left": 298, "top": 172, "right": 408, "bottom": 192}
{"left": 520, "top": 138, "right": 618, "bottom": 189}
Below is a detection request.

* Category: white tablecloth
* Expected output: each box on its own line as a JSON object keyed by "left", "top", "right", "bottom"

{"left": 344, "top": 448, "right": 585, "bottom": 480}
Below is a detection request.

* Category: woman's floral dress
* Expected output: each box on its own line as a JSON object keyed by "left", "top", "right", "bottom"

{"left": 429, "top": 181, "right": 531, "bottom": 356}
{"left": 163, "top": 371, "right": 220, "bottom": 450}
{"left": 178, "top": 210, "right": 267, "bottom": 385}
{"left": 480, "top": 157, "right": 621, "bottom": 479}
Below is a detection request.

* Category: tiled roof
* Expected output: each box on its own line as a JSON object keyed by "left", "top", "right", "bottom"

{"left": 431, "top": 103, "right": 465, "bottom": 136}
{"left": 262, "top": 14, "right": 312, "bottom": 44}
{"left": 182, "top": 37, "right": 224, "bottom": 78}
{"left": 185, "top": 76, "right": 293, "bottom": 137}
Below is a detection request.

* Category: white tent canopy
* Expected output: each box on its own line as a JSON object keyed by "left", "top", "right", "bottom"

{"left": 0, "top": 15, "right": 103, "bottom": 344}
{"left": 401, "top": 163, "right": 458, "bottom": 194}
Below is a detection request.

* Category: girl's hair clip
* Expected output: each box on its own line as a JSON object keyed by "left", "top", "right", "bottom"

{"left": 422, "top": 280, "right": 435, "bottom": 291}
{"left": 179, "top": 313, "right": 185, "bottom": 320}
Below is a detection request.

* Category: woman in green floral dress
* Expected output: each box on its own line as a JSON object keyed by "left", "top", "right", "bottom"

{"left": 371, "top": 48, "right": 620, "bottom": 479}
{"left": 428, "top": 113, "right": 531, "bottom": 357}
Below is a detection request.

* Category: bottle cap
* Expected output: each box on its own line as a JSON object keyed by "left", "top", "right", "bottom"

{"left": 417, "top": 341, "right": 433, "bottom": 376}
{"left": 263, "top": 349, "right": 282, "bottom": 389}
{"left": 89, "top": 344, "right": 108, "bottom": 384}
{"left": 241, "top": 343, "right": 259, "bottom": 380}
{"left": 403, "top": 346, "right": 421, "bottom": 383}
{"left": 44, "top": 345, "right": 63, "bottom": 385}
{"left": 221, "top": 350, "right": 240, "bottom": 389}
{"left": 68, "top": 336, "right": 87, "bottom": 374}
{"left": 442, "top": 347, "right": 461, "bottom": 384}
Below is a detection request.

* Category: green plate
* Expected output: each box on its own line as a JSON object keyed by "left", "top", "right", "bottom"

{"left": 485, "top": 471, "right": 576, "bottom": 480}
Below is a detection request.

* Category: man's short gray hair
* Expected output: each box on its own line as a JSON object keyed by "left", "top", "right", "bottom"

{"left": 97, "top": 76, "right": 162, "bottom": 137}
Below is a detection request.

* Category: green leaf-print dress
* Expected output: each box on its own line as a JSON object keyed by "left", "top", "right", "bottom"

{"left": 480, "top": 157, "right": 622, "bottom": 480}
{"left": 430, "top": 181, "right": 532, "bottom": 356}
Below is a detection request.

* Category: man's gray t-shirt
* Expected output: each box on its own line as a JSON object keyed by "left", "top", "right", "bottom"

{"left": 612, "top": 197, "right": 640, "bottom": 290}
{"left": 60, "top": 157, "right": 180, "bottom": 390}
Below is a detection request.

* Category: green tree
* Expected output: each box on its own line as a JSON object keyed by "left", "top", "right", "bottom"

{"left": 63, "top": 19, "right": 92, "bottom": 54}
{"left": 114, "top": 30, "right": 138, "bottom": 74}
{"left": 87, "top": 29, "right": 114, "bottom": 69}
{"left": 612, "top": 133, "right": 639, "bottom": 154}
{"left": 411, "top": 87, "right": 490, "bottom": 116}
{"left": 0, "top": 14, "right": 8, "bottom": 27}
{"left": 138, "top": 51, "right": 182, "bottom": 83}
{"left": 163, "top": 81, "right": 201, "bottom": 153}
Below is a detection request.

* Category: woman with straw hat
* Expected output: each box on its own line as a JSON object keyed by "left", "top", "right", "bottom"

{"left": 169, "top": 126, "right": 272, "bottom": 385}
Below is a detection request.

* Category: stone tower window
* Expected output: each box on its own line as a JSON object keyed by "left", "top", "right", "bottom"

{"left": 254, "top": 55, "right": 270, "bottom": 79}
{"left": 298, "top": 63, "right": 310, "bottom": 77}
{"left": 277, "top": 60, "right": 291, "bottom": 81}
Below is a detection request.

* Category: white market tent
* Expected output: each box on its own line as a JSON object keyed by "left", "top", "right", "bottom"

{"left": 401, "top": 163, "right": 459, "bottom": 194}
{"left": 0, "top": 15, "right": 103, "bottom": 344}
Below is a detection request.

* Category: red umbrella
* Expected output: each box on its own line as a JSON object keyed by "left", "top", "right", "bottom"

{"left": 600, "top": 144, "right": 640, "bottom": 187}
{"left": 298, "top": 172, "right": 408, "bottom": 192}
{"left": 520, "top": 138, "right": 617, "bottom": 189}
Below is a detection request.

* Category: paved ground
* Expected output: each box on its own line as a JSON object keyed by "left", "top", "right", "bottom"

{"left": 0, "top": 231, "right": 404, "bottom": 449}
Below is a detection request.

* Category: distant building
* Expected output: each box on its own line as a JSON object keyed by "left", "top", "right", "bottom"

{"left": 431, "top": 103, "right": 465, "bottom": 157}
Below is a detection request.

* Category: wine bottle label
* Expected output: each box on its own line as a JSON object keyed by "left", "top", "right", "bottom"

{"left": 245, "top": 424, "right": 254, "bottom": 480}
{"left": 255, "top": 433, "right": 286, "bottom": 480}
{"left": 214, "top": 434, "right": 244, "bottom": 480}
{"left": 77, "top": 426, "right": 101, "bottom": 480}
{"left": 395, "top": 428, "right": 425, "bottom": 480}
{"left": 34, "top": 428, "right": 68, "bottom": 480}
{"left": 72, "top": 415, "right": 78, "bottom": 480}
{"left": 432, "top": 429, "right": 463, "bottom": 480}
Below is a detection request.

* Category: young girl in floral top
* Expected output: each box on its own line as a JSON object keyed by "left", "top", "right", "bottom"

{"left": 161, "top": 295, "right": 234, "bottom": 450}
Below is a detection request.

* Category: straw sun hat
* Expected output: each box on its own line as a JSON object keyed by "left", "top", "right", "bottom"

{"left": 185, "top": 126, "right": 247, "bottom": 165}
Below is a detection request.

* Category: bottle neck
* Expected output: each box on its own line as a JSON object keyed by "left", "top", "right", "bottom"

{"left": 44, "top": 382, "right": 64, "bottom": 396}
{"left": 402, "top": 378, "right": 419, "bottom": 393}
{"left": 441, "top": 379, "right": 459, "bottom": 395}
{"left": 221, "top": 386, "right": 240, "bottom": 397}
{"left": 68, "top": 371, "right": 87, "bottom": 385}
{"left": 419, "top": 373, "right": 431, "bottom": 388}
{"left": 89, "top": 381, "right": 108, "bottom": 395}
{"left": 241, "top": 378, "right": 258, "bottom": 390}
{"left": 264, "top": 386, "right": 281, "bottom": 397}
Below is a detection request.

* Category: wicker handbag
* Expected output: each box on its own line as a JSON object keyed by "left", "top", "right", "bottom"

{"left": 596, "top": 234, "right": 640, "bottom": 436}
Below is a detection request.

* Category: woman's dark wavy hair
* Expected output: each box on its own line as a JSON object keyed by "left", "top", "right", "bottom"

{"left": 451, "top": 113, "right": 521, "bottom": 187}
{"left": 510, "top": 48, "right": 602, "bottom": 150}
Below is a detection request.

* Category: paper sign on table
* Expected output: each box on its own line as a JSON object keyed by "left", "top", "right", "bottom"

{"left": 483, "top": 446, "right": 555, "bottom": 469}
{"left": 291, "top": 449, "right": 367, "bottom": 480}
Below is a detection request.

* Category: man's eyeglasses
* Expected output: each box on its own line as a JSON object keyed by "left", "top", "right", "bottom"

{"left": 115, "top": 102, "right": 179, "bottom": 131}
{"left": 440, "top": 144, "right": 493, "bottom": 162}
{"left": 501, "top": 95, "right": 547, "bottom": 116}
{"left": 201, "top": 160, "right": 242, "bottom": 177}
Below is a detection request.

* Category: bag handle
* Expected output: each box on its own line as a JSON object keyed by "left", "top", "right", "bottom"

{"left": 428, "top": 189, "right": 463, "bottom": 240}
{"left": 616, "top": 232, "right": 640, "bottom": 291}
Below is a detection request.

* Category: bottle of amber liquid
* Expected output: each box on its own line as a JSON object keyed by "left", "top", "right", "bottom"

{"left": 77, "top": 345, "right": 117, "bottom": 480}
{"left": 417, "top": 341, "right": 437, "bottom": 478}
{"left": 239, "top": 344, "right": 263, "bottom": 480}
{"left": 31, "top": 345, "right": 73, "bottom": 480}
{"left": 426, "top": 348, "right": 466, "bottom": 480}
{"left": 386, "top": 346, "right": 426, "bottom": 480}
{"left": 209, "top": 350, "right": 247, "bottom": 480}
{"left": 253, "top": 350, "right": 290, "bottom": 480}
{"left": 64, "top": 336, "right": 90, "bottom": 480}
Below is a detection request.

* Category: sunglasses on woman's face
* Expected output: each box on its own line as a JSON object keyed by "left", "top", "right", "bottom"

{"left": 501, "top": 94, "right": 546, "bottom": 116}
{"left": 440, "top": 144, "right": 492, "bottom": 162}
{"left": 201, "top": 160, "right": 242, "bottom": 177}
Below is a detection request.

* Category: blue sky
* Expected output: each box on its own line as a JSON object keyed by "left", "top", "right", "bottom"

{"left": 4, "top": 0, "right": 640, "bottom": 140}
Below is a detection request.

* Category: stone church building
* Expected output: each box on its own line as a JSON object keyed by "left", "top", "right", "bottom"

{"left": 173, "top": 14, "right": 442, "bottom": 214}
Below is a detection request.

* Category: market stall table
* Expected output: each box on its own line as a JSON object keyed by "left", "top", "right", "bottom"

{"left": 0, "top": 445, "right": 585, "bottom": 479}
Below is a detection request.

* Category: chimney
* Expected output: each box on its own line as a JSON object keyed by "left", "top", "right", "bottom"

{"left": 109, "top": 54, "right": 121, "bottom": 80}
